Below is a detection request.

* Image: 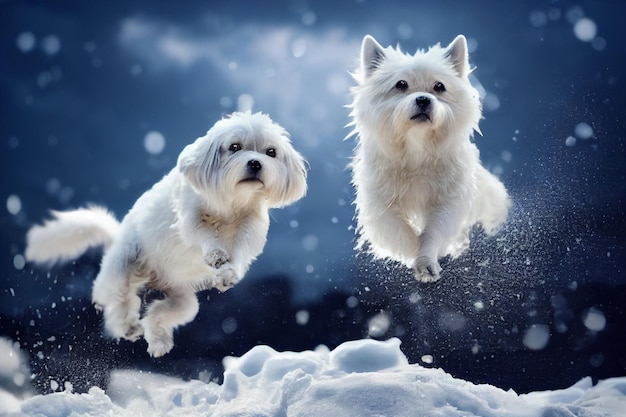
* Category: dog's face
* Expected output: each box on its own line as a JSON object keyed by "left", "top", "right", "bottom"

{"left": 178, "top": 112, "right": 307, "bottom": 209}
{"left": 351, "top": 35, "right": 482, "bottom": 148}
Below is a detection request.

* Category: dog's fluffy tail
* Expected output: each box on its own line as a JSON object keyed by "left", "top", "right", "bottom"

{"left": 25, "top": 206, "right": 121, "bottom": 265}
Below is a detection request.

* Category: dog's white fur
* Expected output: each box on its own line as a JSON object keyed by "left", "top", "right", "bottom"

{"left": 26, "top": 111, "right": 307, "bottom": 357}
{"left": 348, "top": 34, "right": 510, "bottom": 282}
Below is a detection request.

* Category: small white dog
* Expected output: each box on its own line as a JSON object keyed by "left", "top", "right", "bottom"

{"left": 348, "top": 34, "right": 511, "bottom": 282}
{"left": 26, "top": 111, "right": 307, "bottom": 357}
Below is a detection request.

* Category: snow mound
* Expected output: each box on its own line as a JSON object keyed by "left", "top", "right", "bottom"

{"left": 4, "top": 338, "right": 626, "bottom": 416}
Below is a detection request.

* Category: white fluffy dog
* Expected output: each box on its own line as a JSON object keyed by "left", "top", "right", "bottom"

{"left": 26, "top": 111, "right": 307, "bottom": 357}
{"left": 348, "top": 34, "right": 511, "bottom": 282}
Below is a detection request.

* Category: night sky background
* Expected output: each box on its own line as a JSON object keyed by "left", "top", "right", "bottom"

{"left": 1, "top": 0, "right": 625, "bottom": 396}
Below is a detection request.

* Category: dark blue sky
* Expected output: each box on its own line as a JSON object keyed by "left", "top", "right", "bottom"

{"left": 1, "top": 0, "right": 625, "bottom": 394}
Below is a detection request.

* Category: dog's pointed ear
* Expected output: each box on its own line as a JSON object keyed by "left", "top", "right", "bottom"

{"left": 361, "top": 34, "right": 386, "bottom": 77}
{"left": 445, "top": 35, "right": 470, "bottom": 78}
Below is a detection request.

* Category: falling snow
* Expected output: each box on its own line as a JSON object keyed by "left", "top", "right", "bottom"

{"left": 40, "top": 35, "right": 61, "bottom": 55}
{"left": 582, "top": 307, "right": 606, "bottom": 332}
{"left": 573, "top": 18, "right": 597, "bottom": 42}
{"left": 522, "top": 324, "right": 550, "bottom": 351}
{"left": 16, "top": 32, "right": 36, "bottom": 53}
{"left": 574, "top": 122, "right": 594, "bottom": 140}
{"left": 143, "top": 131, "right": 166, "bottom": 155}
{"left": 6, "top": 195, "right": 21, "bottom": 215}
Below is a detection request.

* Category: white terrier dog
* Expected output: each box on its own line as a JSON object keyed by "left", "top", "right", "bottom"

{"left": 26, "top": 111, "right": 308, "bottom": 357}
{"left": 348, "top": 34, "right": 510, "bottom": 282}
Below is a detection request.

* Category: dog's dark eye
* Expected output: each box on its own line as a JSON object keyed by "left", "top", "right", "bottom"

{"left": 433, "top": 81, "right": 446, "bottom": 92}
{"left": 229, "top": 143, "right": 242, "bottom": 153}
{"left": 395, "top": 80, "right": 408, "bottom": 91}
{"left": 266, "top": 148, "right": 276, "bottom": 158}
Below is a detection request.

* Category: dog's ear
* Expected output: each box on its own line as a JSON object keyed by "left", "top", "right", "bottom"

{"left": 361, "top": 34, "right": 386, "bottom": 77}
{"left": 445, "top": 35, "right": 470, "bottom": 78}
{"left": 177, "top": 134, "right": 221, "bottom": 192}
{"left": 274, "top": 146, "right": 308, "bottom": 208}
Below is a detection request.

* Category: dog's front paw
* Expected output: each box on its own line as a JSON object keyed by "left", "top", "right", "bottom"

{"left": 204, "top": 248, "right": 230, "bottom": 269}
{"left": 413, "top": 256, "right": 441, "bottom": 283}
{"left": 215, "top": 266, "right": 240, "bottom": 292}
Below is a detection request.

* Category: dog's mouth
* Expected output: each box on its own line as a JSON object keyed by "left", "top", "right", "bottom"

{"left": 410, "top": 112, "right": 431, "bottom": 122}
{"left": 239, "top": 176, "right": 264, "bottom": 186}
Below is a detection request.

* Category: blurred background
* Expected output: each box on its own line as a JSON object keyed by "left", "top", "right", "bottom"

{"left": 1, "top": 0, "right": 624, "bottom": 395}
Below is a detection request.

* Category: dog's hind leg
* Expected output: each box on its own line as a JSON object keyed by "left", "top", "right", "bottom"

{"left": 141, "top": 287, "right": 199, "bottom": 357}
{"left": 92, "top": 240, "right": 147, "bottom": 341}
{"left": 474, "top": 167, "right": 511, "bottom": 235}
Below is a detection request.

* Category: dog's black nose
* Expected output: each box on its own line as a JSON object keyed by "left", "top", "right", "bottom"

{"left": 416, "top": 96, "right": 431, "bottom": 110}
{"left": 247, "top": 159, "right": 262, "bottom": 172}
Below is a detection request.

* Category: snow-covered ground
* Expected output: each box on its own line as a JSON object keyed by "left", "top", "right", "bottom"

{"left": 1, "top": 337, "right": 624, "bottom": 417}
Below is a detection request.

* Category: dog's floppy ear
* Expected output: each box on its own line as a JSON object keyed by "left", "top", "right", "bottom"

{"left": 445, "top": 35, "right": 470, "bottom": 78}
{"left": 361, "top": 34, "right": 386, "bottom": 77}
{"left": 274, "top": 146, "right": 308, "bottom": 208}
{"left": 177, "top": 133, "right": 222, "bottom": 192}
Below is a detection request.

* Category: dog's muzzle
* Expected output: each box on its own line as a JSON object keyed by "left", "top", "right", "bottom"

{"left": 241, "top": 159, "right": 263, "bottom": 183}
{"left": 410, "top": 95, "right": 432, "bottom": 122}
